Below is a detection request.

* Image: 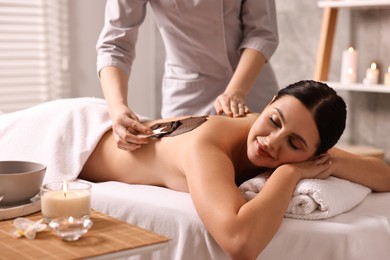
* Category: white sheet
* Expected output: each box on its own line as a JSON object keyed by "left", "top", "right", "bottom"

{"left": 90, "top": 181, "right": 390, "bottom": 260}
{"left": 90, "top": 182, "right": 227, "bottom": 260}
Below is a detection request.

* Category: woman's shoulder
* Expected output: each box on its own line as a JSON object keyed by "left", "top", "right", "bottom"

{"left": 206, "top": 113, "right": 259, "bottom": 127}
{"left": 192, "top": 113, "right": 258, "bottom": 143}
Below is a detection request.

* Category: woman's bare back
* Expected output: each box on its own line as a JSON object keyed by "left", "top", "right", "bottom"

{"left": 80, "top": 114, "right": 258, "bottom": 192}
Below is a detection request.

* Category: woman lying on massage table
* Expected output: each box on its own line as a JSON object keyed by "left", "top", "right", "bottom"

{"left": 80, "top": 80, "right": 390, "bottom": 260}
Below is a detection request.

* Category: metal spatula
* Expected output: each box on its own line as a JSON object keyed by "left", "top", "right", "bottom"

{"left": 137, "top": 126, "right": 168, "bottom": 138}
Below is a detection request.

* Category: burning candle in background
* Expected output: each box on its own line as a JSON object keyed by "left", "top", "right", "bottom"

{"left": 384, "top": 67, "right": 390, "bottom": 87}
{"left": 40, "top": 180, "right": 91, "bottom": 222}
{"left": 362, "top": 62, "right": 380, "bottom": 85}
{"left": 345, "top": 67, "right": 356, "bottom": 84}
{"left": 340, "top": 47, "right": 358, "bottom": 84}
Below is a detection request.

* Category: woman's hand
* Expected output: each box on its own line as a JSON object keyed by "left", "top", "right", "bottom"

{"left": 110, "top": 106, "right": 152, "bottom": 151}
{"left": 281, "top": 154, "right": 333, "bottom": 180}
{"left": 214, "top": 92, "right": 250, "bottom": 117}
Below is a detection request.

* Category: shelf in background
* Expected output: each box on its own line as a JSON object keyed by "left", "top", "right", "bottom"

{"left": 318, "top": 0, "right": 390, "bottom": 8}
{"left": 325, "top": 82, "right": 390, "bottom": 93}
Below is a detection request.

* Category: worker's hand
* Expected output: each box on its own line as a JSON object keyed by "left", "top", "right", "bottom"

{"left": 110, "top": 106, "right": 153, "bottom": 151}
{"left": 214, "top": 93, "right": 250, "bottom": 117}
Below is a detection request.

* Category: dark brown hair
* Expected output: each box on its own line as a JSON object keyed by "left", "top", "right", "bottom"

{"left": 273, "top": 80, "right": 347, "bottom": 156}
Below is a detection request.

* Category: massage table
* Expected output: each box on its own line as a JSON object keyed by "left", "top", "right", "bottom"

{"left": 90, "top": 182, "right": 390, "bottom": 260}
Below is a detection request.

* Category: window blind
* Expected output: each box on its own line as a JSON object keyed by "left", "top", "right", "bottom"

{"left": 0, "top": 0, "right": 69, "bottom": 113}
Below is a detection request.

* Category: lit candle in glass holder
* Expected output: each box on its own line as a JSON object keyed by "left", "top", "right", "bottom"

{"left": 341, "top": 47, "right": 358, "bottom": 84}
{"left": 363, "top": 62, "right": 380, "bottom": 85}
{"left": 49, "top": 216, "right": 93, "bottom": 241}
{"left": 40, "top": 180, "right": 91, "bottom": 222}
{"left": 384, "top": 67, "right": 390, "bottom": 87}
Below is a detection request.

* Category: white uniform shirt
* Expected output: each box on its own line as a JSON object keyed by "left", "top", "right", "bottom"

{"left": 97, "top": 0, "right": 279, "bottom": 117}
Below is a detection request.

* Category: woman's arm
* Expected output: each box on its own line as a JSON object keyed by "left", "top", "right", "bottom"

{"left": 329, "top": 147, "right": 390, "bottom": 192}
{"left": 184, "top": 144, "right": 294, "bottom": 259}
{"left": 184, "top": 140, "right": 332, "bottom": 259}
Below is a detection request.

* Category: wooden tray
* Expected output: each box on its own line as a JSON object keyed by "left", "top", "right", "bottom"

{"left": 0, "top": 211, "right": 169, "bottom": 259}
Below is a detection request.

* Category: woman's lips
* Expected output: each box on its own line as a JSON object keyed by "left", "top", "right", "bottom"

{"left": 256, "top": 139, "right": 274, "bottom": 159}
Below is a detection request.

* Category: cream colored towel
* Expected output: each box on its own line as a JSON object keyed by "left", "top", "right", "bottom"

{"left": 239, "top": 173, "right": 371, "bottom": 220}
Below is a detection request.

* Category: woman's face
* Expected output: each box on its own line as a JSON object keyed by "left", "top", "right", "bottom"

{"left": 247, "top": 96, "right": 320, "bottom": 168}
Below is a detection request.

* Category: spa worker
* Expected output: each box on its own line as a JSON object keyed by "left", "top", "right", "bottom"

{"left": 96, "top": 0, "right": 279, "bottom": 152}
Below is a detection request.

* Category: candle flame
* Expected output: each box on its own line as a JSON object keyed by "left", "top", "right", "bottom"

{"left": 68, "top": 216, "right": 74, "bottom": 223}
{"left": 63, "top": 180, "right": 68, "bottom": 197}
{"left": 348, "top": 47, "right": 354, "bottom": 53}
{"left": 388, "top": 67, "right": 390, "bottom": 73}
{"left": 370, "top": 62, "right": 377, "bottom": 70}
{"left": 347, "top": 68, "right": 354, "bottom": 74}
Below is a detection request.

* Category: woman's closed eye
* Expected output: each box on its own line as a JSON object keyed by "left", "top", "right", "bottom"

{"left": 269, "top": 112, "right": 306, "bottom": 151}
{"left": 269, "top": 114, "right": 280, "bottom": 128}
{"left": 289, "top": 135, "right": 309, "bottom": 151}
{"left": 269, "top": 115, "right": 302, "bottom": 150}
{"left": 288, "top": 138, "right": 299, "bottom": 150}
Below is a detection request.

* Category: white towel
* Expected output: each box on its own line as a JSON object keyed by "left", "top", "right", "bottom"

{"left": 0, "top": 98, "right": 112, "bottom": 183}
{"left": 239, "top": 173, "right": 372, "bottom": 220}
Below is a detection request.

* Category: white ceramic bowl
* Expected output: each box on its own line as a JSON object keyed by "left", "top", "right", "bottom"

{"left": 0, "top": 161, "right": 46, "bottom": 205}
